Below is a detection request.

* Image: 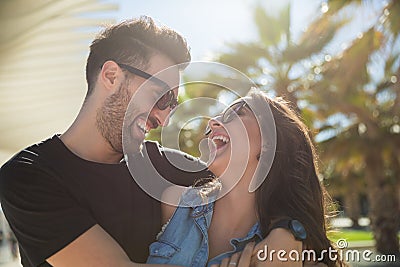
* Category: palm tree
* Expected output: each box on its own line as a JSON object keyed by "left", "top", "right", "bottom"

{"left": 216, "top": 0, "right": 352, "bottom": 216}
{"left": 309, "top": 0, "right": 400, "bottom": 253}
{"left": 320, "top": 125, "right": 369, "bottom": 229}
{"left": 217, "top": 3, "right": 346, "bottom": 113}
{"left": 216, "top": 0, "right": 400, "bottom": 254}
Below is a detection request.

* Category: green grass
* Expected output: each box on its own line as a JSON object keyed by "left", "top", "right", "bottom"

{"left": 328, "top": 230, "right": 400, "bottom": 243}
{"left": 328, "top": 230, "right": 374, "bottom": 242}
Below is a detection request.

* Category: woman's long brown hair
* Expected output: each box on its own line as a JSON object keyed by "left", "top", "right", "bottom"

{"left": 252, "top": 91, "right": 345, "bottom": 266}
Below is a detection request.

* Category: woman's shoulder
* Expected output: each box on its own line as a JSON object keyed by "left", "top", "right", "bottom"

{"left": 252, "top": 228, "right": 303, "bottom": 266}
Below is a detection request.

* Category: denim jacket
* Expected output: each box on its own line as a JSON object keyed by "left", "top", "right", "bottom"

{"left": 146, "top": 187, "right": 263, "bottom": 267}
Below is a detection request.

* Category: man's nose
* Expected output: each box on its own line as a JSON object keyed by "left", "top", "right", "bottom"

{"left": 152, "top": 108, "right": 171, "bottom": 127}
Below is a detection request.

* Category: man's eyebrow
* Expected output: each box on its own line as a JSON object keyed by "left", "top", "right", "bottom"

{"left": 149, "top": 85, "right": 168, "bottom": 94}
{"left": 118, "top": 63, "right": 171, "bottom": 90}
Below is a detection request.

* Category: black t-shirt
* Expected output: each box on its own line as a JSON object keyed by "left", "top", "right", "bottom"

{"left": 0, "top": 135, "right": 211, "bottom": 266}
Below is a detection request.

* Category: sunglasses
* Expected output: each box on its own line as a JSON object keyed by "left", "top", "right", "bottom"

{"left": 204, "top": 100, "right": 248, "bottom": 135}
{"left": 117, "top": 63, "right": 178, "bottom": 110}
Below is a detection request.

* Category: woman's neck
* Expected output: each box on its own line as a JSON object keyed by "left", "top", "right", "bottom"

{"left": 213, "top": 161, "right": 259, "bottom": 230}
{"left": 207, "top": 169, "right": 259, "bottom": 259}
{"left": 214, "top": 180, "right": 258, "bottom": 232}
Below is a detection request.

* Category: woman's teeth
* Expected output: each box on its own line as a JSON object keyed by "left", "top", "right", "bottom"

{"left": 212, "top": 135, "right": 230, "bottom": 144}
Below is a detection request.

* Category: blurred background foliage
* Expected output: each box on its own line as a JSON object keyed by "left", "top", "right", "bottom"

{"left": 148, "top": 0, "right": 400, "bottom": 254}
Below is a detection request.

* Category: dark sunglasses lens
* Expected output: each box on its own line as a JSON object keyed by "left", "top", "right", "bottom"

{"left": 222, "top": 102, "right": 246, "bottom": 123}
{"left": 205, "top": 101, "right": 246, "bottom": 136}
{"left": 204, "top": 125, "right": 211, "bottom": 136}
{"left": 157, "top": 91, "right": 175, "bottom": 110}
{"left": 169, "top": 97, "right": 178, "bottom": 110}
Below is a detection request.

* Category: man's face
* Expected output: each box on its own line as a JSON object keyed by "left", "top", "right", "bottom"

{"left": 96, "top": 54, "right": 180, "bottom": 154}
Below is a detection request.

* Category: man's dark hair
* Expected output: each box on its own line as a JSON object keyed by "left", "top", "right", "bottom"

{"left": 85, "top": 16, "right": 191, "bottom": 97}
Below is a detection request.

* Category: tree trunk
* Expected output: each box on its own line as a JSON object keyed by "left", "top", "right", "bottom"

{"left": 344, "top": 188, "right": 361, "bottom": 229}
{"left": 365, "top": 152, "right": 400, "bottom": 254}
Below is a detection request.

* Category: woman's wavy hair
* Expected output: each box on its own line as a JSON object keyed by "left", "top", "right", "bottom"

{"left": 251, "top": 90, "right": 345, "bottom": 267}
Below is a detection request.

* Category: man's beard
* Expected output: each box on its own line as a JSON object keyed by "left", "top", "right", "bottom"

{"left": 96, "top": 83, "right": 131, "bottom": 154}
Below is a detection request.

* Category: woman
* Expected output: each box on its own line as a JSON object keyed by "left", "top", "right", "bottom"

{"left": 147, "top": 89, "right": 345, "bottom": 267}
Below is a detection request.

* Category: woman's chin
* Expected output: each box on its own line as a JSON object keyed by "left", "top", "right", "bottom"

{"left": 208, "top": 159, "right": 228, "bottom": 178}
{"left": 207, "top": 145, "right": 230, "bottom": 177}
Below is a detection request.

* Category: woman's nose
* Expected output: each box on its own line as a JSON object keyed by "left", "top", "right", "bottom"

{"left": 205, "top": 115, "right": 223, "bottom": 135}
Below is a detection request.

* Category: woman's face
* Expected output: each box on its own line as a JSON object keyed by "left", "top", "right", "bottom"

{"left": 206, "top": 98, "right": 261, "bottom": 178}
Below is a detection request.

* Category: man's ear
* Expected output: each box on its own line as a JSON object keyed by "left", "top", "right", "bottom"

{"left": 99, "top": 61, "right": 121, "bottom": 91}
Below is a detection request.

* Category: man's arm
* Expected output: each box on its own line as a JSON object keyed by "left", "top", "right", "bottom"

{"left": 0, "top": 157, "right": 173, "bottom": 267}
{"left": 47, "top": 225, "right": 184, "bottom": 267}
{"left": 47, "top": 224, "right": 138, "bottom": 267}
{"left": 160, "top": 185, "right": 184, "bottom": 224}
{"left": 146, "top": 141, "right": 213, "bottom": 186}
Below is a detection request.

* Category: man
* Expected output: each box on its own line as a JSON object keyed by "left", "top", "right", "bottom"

{"left": 0, "top": 17, "right": 211, "bottom": 266}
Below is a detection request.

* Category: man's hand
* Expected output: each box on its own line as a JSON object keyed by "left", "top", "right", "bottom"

{"left": 47, "top": 224, "right": 184, "bottom": 267}
{"left": 210, "top": 241, "right": 255, "bottom": 267}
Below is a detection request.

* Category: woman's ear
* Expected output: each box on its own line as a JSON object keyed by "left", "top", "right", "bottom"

{"left": 99, "top": 61, "right": 121, "bottom": 91}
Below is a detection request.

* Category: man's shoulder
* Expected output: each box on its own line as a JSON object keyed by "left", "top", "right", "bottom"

{"left": 1, "top": 135, "right": 58, "bottom": 170}
{"left": 141, "top": 140, "right": 213, "bottom": 186}
{"left": 144, "top": 140, "right": 203, "bottom": 164}
{"left": 0, "top": 135, "right": 60, "bottom": 188}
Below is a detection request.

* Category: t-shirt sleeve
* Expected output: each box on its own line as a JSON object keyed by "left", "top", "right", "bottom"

{"left": 145, "top": 141, "right": 214, "bottom": 186}
{"left": 0, "top": 158, "right": 96, "bottom": 266}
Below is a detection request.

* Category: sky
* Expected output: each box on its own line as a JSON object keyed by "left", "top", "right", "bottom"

{"left": 112, "top": 0, "right": 387, "bottom": 143}
{"left": 116, "top": 0, "right": 321, "bottom": 61}
{"left": 113, "top": 1, "right": 387, "bottom": 62}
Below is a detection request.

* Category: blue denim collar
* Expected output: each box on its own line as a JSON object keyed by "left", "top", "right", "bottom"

{"left": 182, "top": 186, "right": 263, "bottom": 242}
{"left": 181, "top": 187, "right": 263, "bottom": 241}
{"left": 181, "top": 181, "right": 220, "bottom": 207}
